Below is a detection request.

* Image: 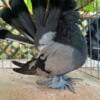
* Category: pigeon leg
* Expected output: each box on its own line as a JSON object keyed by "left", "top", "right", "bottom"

{"left": 37, "top": 75, "right": 82, "bottom": 93}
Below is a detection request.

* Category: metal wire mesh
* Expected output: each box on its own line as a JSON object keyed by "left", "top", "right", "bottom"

{"left": 79, "top": 0, "right": 100, "bottom": 79}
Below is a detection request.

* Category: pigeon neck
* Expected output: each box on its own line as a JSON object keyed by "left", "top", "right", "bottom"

{"left": 38, "top": 31, "right": 56, "bottom": 51}
{"left": 39, "top": 31, "right": 56, "bottom": 45}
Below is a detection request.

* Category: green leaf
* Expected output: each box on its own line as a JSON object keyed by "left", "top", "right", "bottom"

{"left": 24, "top": 0, "right": 33, "bottom": 14}
{"left": 84, "top": 0, "right": 100, "bottom": 12}
{"left": 84, "top": 1, "right": 95, "bottom": 12}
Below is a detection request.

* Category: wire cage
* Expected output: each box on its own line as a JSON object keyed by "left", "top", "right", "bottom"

{"left": 79, "top": 0, "right": 100, "bottom": 79}
{"left": 0, "top": 0, "right": 100, "bottom": 80}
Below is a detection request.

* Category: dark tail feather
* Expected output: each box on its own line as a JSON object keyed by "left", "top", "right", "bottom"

{"left": 31, "top": 0, "right": 47, "bottom": 9}
{"left": 0, "top": 29, "right": 33, "bottom": 45}
{"left": 33, "top": 7, "right": 60, "bottom": 33}
{"left": 45, "top": 8, "right": 60, "bottom": 31}
{"left": 0, "top": 8, "right": 34, "bottom": 42}
{"left": 10, "top": 0, "right": 36, "bottom": 40}
{"left": 33, "top": 7, "right": 45, "bottom": 28}
{"left": 0, "top": 8, "right": 14, "bottom": 24}
{"left": 0, "top": 8, "right": 27, "bottom": 33}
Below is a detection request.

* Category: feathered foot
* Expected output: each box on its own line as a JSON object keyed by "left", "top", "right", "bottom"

{"left": 37, "top": 75, "right": 82, "bottom": 93}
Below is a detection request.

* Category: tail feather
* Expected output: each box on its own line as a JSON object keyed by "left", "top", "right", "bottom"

{"left": 10, "top": 0, "right": 36, "bottom": 40}
{"left": 33, "top": 7, "right": 45, "bottom": 28}
{"left": 0, "top": 0, "right": 36, "bottom": 42}
{"left": 31, "top": 0, "right": 47, "bottom": 9}
{"left": 9, "top": 0, "right": 28, "bottom": 14}
{"left": 33, "top": 7, "right": 61, "bottom": 29}
{"left": 32, "top": 7, "right": 60, "bottom": 40}
{"left": 0, "top": 8, "right": 34, "bottom": 42}
{"left": 0, "top": 8, "right": 14, "bottom": 24}
{"left": 45, "top": 8, "right": 60, "bottom": 31}
{"left": 0, "top": 29, "right": 33, "bottom": 44}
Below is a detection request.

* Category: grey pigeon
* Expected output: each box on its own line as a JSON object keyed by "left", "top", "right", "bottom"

{"left": 0, "top": 0, "right": 87, "bottom": 92}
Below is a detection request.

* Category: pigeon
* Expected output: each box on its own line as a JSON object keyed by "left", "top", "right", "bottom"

{"left": 26, "top": 10, "right": 87, "bottom": 92}
{"left": 0, "top": 0, "right": 87, "bottom": 92}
